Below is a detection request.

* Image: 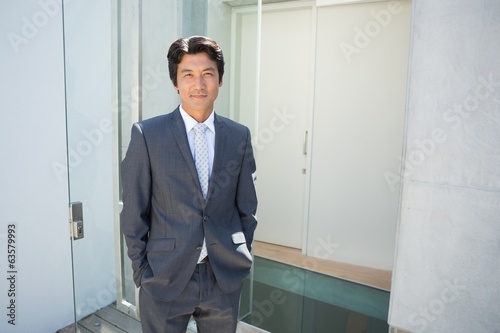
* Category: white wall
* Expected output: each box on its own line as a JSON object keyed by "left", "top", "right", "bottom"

{"left": 389, "top": 0, "right": 500, "bottom": 332}
{"left": 0, "top": 1, "right": 74, "bottom": 332}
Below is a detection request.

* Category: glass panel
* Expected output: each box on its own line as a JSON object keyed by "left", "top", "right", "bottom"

{"left": 62, "top": 0, "right": 119, "bottom": 324}
{"left": 244, "top": 257, "right": 390, "bottom": 333}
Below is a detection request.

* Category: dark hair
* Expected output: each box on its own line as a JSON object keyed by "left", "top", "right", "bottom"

{"left": 167, "top": 36, "right": 225, "bottom": 87}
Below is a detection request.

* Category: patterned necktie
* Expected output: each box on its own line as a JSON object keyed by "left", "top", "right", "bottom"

{"left": 194, "top": 123, "right": 209, "bottom": 263}
{"left": 194, "top": 123, "right": 209, "bottom": 200}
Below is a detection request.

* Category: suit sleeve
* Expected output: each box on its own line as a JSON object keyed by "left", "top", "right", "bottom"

{"left": 237, "top": 128, "right": 258, "bottom": 251}
{"left": 120, "top": 123, "right": 151, "bottom": 287}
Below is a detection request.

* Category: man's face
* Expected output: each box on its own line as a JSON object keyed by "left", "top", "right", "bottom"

{"left": 175, "top": 52, "right": 222, "bottom": 117}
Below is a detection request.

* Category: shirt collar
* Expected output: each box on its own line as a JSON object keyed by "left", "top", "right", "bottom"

{"left": 179, "top": 104, "right": 215, "bottom": 134}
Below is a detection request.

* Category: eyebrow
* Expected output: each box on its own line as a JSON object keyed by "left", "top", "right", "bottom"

{"left": 180, "top": 66, "right": 216, "bottom": 73}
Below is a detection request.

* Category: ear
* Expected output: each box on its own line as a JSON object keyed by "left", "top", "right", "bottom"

{"left": 219, "top": 79, "right": 223, "bottom": 87}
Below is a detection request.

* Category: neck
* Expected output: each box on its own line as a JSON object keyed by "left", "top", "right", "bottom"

{"left": 182, "top": 106, "right": 212, "bottom": 123}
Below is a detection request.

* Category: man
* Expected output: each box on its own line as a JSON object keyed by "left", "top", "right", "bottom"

{"left": 120, "top": 36, "right": 258, "bottom": 333}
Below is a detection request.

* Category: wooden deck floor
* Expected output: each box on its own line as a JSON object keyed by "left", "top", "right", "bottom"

{"left": 253, "top": 241, "right": 392, "bottom": 291}
{"left": 57, "top": 303, "right": 268, "bottom": 333}
{"left": 57, "top": 304, "right": 141, "bottom": 333}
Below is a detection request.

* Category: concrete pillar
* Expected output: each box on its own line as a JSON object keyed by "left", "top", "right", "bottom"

{"left": 389, "top": 0, "right": 500, "bottom": 332}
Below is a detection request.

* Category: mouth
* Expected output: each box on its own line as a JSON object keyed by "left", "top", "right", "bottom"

{"left": 190, "top": 92, "right": 207, "bottom": 99}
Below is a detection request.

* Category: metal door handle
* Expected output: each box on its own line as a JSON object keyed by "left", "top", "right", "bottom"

{"left": 70, "top": 201, "right": 84, "bottom": 240}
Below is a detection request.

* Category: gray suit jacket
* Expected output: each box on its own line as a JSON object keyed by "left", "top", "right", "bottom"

{"left": 120, "top": 107, "right": 258, "bottom": 302}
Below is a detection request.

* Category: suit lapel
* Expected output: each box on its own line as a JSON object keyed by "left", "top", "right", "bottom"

{"left": 169, "top": 108, "right": 204, "bottom": 200}
{"left": 169, "top": 109, "right": 227, "bottom": 204}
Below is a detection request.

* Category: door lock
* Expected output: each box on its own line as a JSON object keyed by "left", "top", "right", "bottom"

{"left": 70, "top": 201, "right": 84, "bottom": 240}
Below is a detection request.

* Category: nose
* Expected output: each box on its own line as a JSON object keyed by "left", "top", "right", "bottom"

{"left": 193, "top": 74, "right": 206, "bottom": 89}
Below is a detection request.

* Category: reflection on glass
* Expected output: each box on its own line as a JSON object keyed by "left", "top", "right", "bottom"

{"left": 244, "top": 258, "right": 390, "bottom": 333}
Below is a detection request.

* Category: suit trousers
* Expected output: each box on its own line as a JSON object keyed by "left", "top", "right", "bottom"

{"left": 139, "top": 260, "right": 242, "bottom": 333}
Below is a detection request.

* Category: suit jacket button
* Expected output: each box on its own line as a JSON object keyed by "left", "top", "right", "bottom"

{"left": 203, "top": 216, "right": 208, "bottom": 221}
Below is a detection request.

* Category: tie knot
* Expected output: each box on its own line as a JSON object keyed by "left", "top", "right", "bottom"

{"left": 194, "top": 123, "right": 208, "bottom": 134}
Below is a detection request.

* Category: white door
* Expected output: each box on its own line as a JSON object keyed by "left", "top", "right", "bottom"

{"left": 254, "top": 4, "right": 313, "bottom": 249}
{"left": 62, "top": 0, "right": 118, "bottom": 322}
{"left": 307, "top": 1, "right": 411, "bottom": 269}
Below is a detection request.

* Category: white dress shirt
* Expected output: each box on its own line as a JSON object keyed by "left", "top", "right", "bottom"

{"left": 179, "top": 105, "right": 215, "bottom": 180}
{"left": 179, "top": 105, "right": 215, "bottom": 263}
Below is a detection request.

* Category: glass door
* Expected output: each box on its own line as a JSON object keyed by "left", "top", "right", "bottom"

{"left": 63, "top": 0, "right": 262, "bottom": 329}
{"left": 62, "top": 0, "right": 120, "bottom": 326}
